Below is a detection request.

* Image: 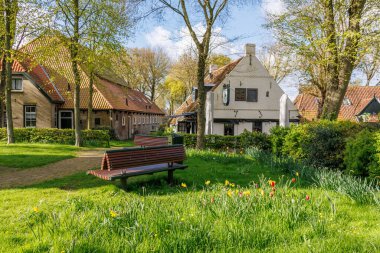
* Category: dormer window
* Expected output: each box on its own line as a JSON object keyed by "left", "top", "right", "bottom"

{"left": 342, "top": 97, "right": 352, "bottom": 106}
{"left": 12, "top": 79, "right": 23, "bottom": 91}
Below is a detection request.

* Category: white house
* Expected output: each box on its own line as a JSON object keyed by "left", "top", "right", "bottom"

{"left": 170, "top": 43, "right": 299, "bottom": 135}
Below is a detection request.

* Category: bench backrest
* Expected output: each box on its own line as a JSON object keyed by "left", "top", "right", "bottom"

{"left": 134, "top": 135, "right": 168, "bottom": 147}
{"left": 101, "top": 145, "right": 185, "bottom": 171}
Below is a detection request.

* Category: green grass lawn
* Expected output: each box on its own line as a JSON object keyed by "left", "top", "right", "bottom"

{"left": 109, "top": 139, "right": 135, "bottom": 148}
{"left": 0, "top": 143, "right": 80, "bottom": 169}
{"left": 0, "top": 149, "right": 379, "bottom": 252}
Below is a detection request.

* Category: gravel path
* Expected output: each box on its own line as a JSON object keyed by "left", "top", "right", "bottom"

{"left": 0, "top": 150, "right": 105, "bottom": 189}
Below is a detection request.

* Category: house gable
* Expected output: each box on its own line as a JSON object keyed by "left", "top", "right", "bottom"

{"left": 211, "top": 52, "right": 298, "bottom": 120}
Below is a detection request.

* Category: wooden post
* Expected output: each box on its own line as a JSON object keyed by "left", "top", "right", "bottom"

{"left": 120, "top": 178, "right": 127, "bottom": 189}
{"left": 168, "top": 170, "right": 174, "bottom": 185}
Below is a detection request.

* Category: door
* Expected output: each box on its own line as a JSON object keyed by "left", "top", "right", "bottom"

{"left": 59, "top": 111, "right": 73, "bottom": 129}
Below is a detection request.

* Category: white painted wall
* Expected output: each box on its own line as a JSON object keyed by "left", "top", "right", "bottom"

{"left": 205, "top": 44, "right": 299, "bottom": 135}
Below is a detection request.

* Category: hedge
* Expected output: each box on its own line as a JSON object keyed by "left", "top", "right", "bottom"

{"left": 344, "top": 130, "right": 377, "bottom": 177}
{"left": 269, "top": 120, "right": 380, "bottom": 173}
{"left": 0, "top": 128, "right": 110, "bottom": 147}
{"left": 181, "top": 130, "right": 271, "bottom": 151}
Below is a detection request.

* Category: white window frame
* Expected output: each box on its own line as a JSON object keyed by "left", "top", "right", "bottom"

{"left": 142, "top": 117, "right": 145, "bottom": 125}
{"left": 122, "top": 116, "right": 126, "bottom": 126}
{"left": 24, "top": 105, "right": 36, "bottom": 128}
{"left": 12, "top": 78, "right": 23, "bottom": 91}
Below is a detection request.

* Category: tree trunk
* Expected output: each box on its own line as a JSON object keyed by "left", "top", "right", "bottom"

{"left": 71, "top": 0, "right": 81, "bottom": 147}
{"left": 196, "top": 53, "right": 207, "bottom": 149}
{"left": 87, "top": 70, "right": 94, "bottom": 130}
{"left": 320, "top": 0, "right": 366, "bottom": 120}
{"left": 4, "top": 0, "right": 14, "bottom": 144}
{"left": 0, "top": 57, "right": 6, "bottom": 128}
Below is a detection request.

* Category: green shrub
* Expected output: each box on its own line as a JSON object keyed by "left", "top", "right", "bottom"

{"left": 181, "top": 131, "right": 271, "bottom": 151}
{"left": 269, "top": 126, "right": 290, "bottom": 155}
{"left": 93, "top": 126, "right": 117, "bottom": 140}
{"left": 0, "top": 128, "right": 110, "bottom": 147}
{"left": 369, "top": 132, "right": 380, "bottom": 179}
{"left": 344, "top": 130, "right": 377, "bottom": 177}
{"left": 282, "top": 121, "right": 368, "bottom": 169}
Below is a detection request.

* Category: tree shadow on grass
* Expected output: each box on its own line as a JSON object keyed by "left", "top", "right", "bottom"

{"left": 11, "top": 151, "right": 315, "bottom": 195}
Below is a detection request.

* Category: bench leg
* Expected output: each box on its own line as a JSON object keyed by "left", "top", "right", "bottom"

{"left": 167, "top": 170, "right": 174, "bottom": 186}
{"left": 120, "top": 178, "right": 127, "bottom": 189}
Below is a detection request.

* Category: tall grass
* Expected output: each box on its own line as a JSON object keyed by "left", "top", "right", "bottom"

{"left": 313, "top": 169, "right": 380, "bottom": 206}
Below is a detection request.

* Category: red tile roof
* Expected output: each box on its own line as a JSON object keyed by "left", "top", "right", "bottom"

{"left": 208, "top": 58, "right": 242, "bottom": 91}
{"left": 295, "top": 86, "right": 380, "bottom": 122}
{"left": 171, "top": 58, "right": 243, "bottom": 122}
{"left": 17, "top": 36, "right": 164, "bottom": 114}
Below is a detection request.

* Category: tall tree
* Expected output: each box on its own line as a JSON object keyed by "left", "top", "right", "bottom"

{"left": 81, "top": 0, "right": 131, "bottom": 129}
{"left": 168, "top": 50, "right": 198, "bottom": 101}
{"left": 357, "top": 45, "right": 380, "bottom": 86}
{"left": 53, "top": 0, "right": 132, "bottom": 145}
{"left": 3, "top": 0, "right": 17, "bottom": 143}
{"left": 257, "top": 43, "right": 294, "bottom": 84}
{"left": 157, "top": 0, "right": 233, "bottom": 149}
{"left": 128, "top": 48, "right": 170, "bottom": 101}
{"left": 268, "top": 0, "right": 376, "bottom": 119}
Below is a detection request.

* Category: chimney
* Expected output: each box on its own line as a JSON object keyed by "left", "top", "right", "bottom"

{"left": 245, "top": 43, "right": 255, "bottom": 56}
{"left": 209, "top": 64, "right": 218, "bottom": 74}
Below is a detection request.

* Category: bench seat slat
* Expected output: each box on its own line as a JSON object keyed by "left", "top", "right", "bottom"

{"left": 88, "top": 163, "right": 187, "bottom": 181}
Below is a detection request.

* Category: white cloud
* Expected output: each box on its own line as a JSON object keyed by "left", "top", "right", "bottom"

{"left": 262, "top": 0, "right": 285, "bottom": 15}
{"left": 144, "top": 24, "right": 242, "bottom": 59}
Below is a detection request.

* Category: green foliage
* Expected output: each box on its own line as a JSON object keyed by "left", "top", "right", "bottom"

{"left": 282, "top": 121, "right": 367, "bottom": 169}
{"left": 312, "top": 169, "right": 379, "bottom": 206}
{"left": 0, "top": 149, "right": 379, "bottom": 251}
{"left": 344, "top": 130, "right": 377, "bottom": 177}
{"left": 0, "top": 128, "right": 110, "bottom": 147}
{"left": 370, "top": 132, "right": 380, "bottom": 179}
{"left": 182, "top": 131, "right": 271, "bottom": 151}
{"left": 269, "top": 126, "right": 290, "bottom": 155}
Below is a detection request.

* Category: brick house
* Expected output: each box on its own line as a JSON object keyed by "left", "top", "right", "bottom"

{"left": 295, "top": 86, "right": 380, "bottom": 122}
{"left": 3, "top": 37, "right": 165, "bottom": 139}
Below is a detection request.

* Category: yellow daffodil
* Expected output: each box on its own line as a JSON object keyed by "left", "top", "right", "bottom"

{"left": 259, "top": 188, "right": 264, "bottom": 196}
{"left": 110, "top": 210, "right": 118, "bottom": 218}
{"left": 205, "top": 180, "right": 211, "bottom": 186}
{"left": 227, "top": 190, "right": 233, "bottom": 197}
{"left": 181, "top": 183, "right": 187, "bottom": 188}
{"left": 243, "top": 190, "right": 251, "bottom": 197}
{"left": 33, "top": 207, "right": 39, "bottom": 213}
{"left": 225, "top": 180, "right": 230, "bottom": 186}
{"left": 296, "top": 172, "right": 299, "bottom": 177}
{"left": 230, "top": 183, "right": 235, "bottom": 188}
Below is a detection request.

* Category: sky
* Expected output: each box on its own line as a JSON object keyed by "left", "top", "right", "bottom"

{"left": 125, "top": 0, "right": 299, "bottom": 99}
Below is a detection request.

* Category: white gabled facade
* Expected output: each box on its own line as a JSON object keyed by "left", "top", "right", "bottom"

{"left": 171, "top": 43, "right": 299, "bottom": 135}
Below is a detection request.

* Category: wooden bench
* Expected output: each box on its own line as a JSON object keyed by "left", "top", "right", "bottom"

{"left": 134, "top": 134, "right": 169, "bottom": 147}
{"left": 87, "top": 145, "right": 187, "bottom": 188}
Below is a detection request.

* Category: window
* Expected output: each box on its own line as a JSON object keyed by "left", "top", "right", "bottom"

{"left": 133, "top": 117, "right": 136, "bottom": 124}
{"left": 247, "top": 89, "right": 258, "bottom": 102}
{"left": 224, "top": 123, "right": 234, "bottom": 136}
{"left": 142, "top": 117, "right": 145, "bottom": 125}
{"left": 178, "top": 122, "right": 186, "bottom": 133}
{"left": 122, "top": 116, "right": 126, "bottom": 126}
{"left": 252, "top": 121, "right": 262, "bottom": 132}
{"left": 266, "top": 91, "right": 269, "bottom": 97}
{"left": 12, "top": 79, "right": 23, "bottom": 91}
{"left": 24, "top": 105, "right": 36, "bottom": 127}
{"left": 59, "top": 111, "right": 73, "bottom": 129}
{"left": 95, "top": 118, "right": 101, "bottom": 126}
{"left": 235, "top": 88, "right": 246, "bottom": 101}
{"left": 116, "top": 113, "right": 119, "bottom": 121}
